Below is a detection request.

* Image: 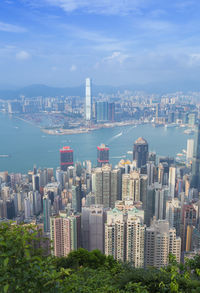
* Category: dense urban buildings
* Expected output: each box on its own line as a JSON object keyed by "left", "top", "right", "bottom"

{"left": 2, "top": 91, "right": 200, "bottom": 269}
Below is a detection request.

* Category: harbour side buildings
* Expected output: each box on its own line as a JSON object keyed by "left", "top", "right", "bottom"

{"left": 6, "top": 132, "right": 199, "bottom": 269}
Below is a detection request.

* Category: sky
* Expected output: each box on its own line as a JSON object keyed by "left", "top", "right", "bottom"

{"left": 1, "top": 0, "right": 200, "bottom": 89}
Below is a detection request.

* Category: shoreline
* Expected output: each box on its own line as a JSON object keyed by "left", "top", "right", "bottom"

{"left": 41, "top": 120, "right": 141, "bottom": 135}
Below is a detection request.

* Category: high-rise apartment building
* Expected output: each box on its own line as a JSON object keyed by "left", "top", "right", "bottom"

{"left": 105, "top": 201, "right": 145, "bottom": 267}
{"left": 93, "top": 165, "right": 120, "bottom": 208}
{"left": 145, "top": 220, "right": 181, "bottom": 268}
{"left": 50, "top": 212, "right": 81, "bottom": 257}
{"left": 60, "top": 146, "right": 74, "bottom": 171}
{"left": 166, "top": 198, "right": 181, "bottom": 236}
{"left": 43, "top": 195, "right": 51, "bottom": 232}
{"left": 97, "top": 144, "right": 109, "bottom": 167}
{"left": 81, "top": 205, "right": 106, "bottom": 252}
{"left": 187, "top": 138, "right": 194, "bottom": 161}
{"left": 168, "top": 166, "right": 176, "bottom": 198}
{"left": 122, "top": 171, "right": 147, "bottom": 204}
{"left": 133, "top": 137, "right": 148, "bottom": 168}
{"left": 72, "top": 177, "right": 82, "bottom": 213}
{"left": 85, "top": 78, "right": 92, "bottom": 121}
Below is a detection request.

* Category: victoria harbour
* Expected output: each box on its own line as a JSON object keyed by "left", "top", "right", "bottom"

{"left": 0, "top": 112, "right": 191, "bottom": 173}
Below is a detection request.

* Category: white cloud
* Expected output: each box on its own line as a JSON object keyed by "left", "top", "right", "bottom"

{"left": 44, "top": 0, "right": 147, "bottom": 15}
{"left": 0, "top": 22, "right": 27, "bottom": 33}
{"left": 70, "top": 64, "right": 77, "bottom": 71}
{"left": 103, "top": 51, "right": 129, "bottom": 64}
{"left": 16, "top": 50, "right": 31, "bottom": 60}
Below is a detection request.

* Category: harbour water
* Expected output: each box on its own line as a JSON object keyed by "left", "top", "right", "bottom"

{"left": 0, "top": 113, "right": 193, "bottom": 173}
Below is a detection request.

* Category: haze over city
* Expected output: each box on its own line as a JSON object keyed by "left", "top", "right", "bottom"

{"left": 1, "top": 0, "right": 200, "bottom": 90}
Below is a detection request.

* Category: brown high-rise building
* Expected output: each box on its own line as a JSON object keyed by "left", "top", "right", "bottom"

{"left": 60, "top": 146, "right": 74, "bottom": 171}
{"left": 133, "top": 137, "right": 148, "bottom": 168}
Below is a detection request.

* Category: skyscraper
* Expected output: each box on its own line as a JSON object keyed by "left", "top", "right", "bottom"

{"left": 50, "top": 212, "right": 81, "bottom": 257}
{"left": 105, "top": 201, "right": 145, "bottom": 267}
{"left": 145, "top": 220, "right": 181, "bottom": 268}
{"left": 60, "top": 146, "right": 73, "bottom": 171}
{"left": 96, "top": 101, "right": 108, "bottom": 122}
{"left": 85, "top": 78, "right": 92, "bottom": 121}
{"left": 93, "top": 165, "right": 120, "bottom": 208}
{"left": 43, "top": 195, "right": 51, "bottom": 232}
{"left": 133, "top": 137, "right": 148, "bottom": 168}
{"left": 168, "top": 166, "right": 176, "bottom": 198}
{"left": 186, "top": 138, "right": 194, "bottom": 161}
{"left": 191, "top": 123, "right": 200, "bottom": 190}
{"left": 97, "top": 144, "right": 109, "bottom": 167}
{"left": 81, "top": 205, "right": 106, "bottom": 252}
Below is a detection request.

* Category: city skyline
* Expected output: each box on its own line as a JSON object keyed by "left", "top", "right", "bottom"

{"left": 1, "top": 0, "right": 200, "bottom": 89}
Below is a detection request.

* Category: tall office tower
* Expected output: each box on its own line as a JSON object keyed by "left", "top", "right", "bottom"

{"left": 155, "top": 187, "right": 167, "bottom": 220}
{"left": 105, "top": 203, "right": 145, "bottom": 267}
{"left": 97, "top": 144, "right": 109, "bottom": 167}
{"left": 181, "top": 204, "right": 198, "bottom": 251}
{"left": 144, "top": 186, "right": 155, "bottom": 226}
{"left": 72, "top": 177, "right": 82, "bottom": 213}
{"left": 158, "top": 163, "right": 169, "bottom": 185}
{"left": 187, "top": 139, "right": 194, "bottom": 161}
{"left": 93, "top": 165, "right": 120, "bottom": 208}
{"left": 50, "top": 213, "right": 81, "bottom": 257}
{"left": 43, "top": 195, "right": 51, "bottom": 232}
{"left": 32, "top": 174, "right": 40, "bottom": 191}
{"left": 191, "top": 123, "right": 200, "bottom": 190}
{"left": 146, "top": 162, "right": 156, "bottom": 186}
{"left": 166, "top": 198, "right": 181, "bottom": 236}
{"left": 145, "top": 220, "right": 181, "bottom": 268}
{"left": 96, "top": 101, "right": 108, "bottom": 122}
{"left": 85, "top": 78, "right": 92, "bottom": 121}
{"left": 24, "top": 197, "right": 31, "bottom": 219}
{"left": 60, "top": 146, "right": 74, "bottom": 171}
{"left": 47, "top": 168, "right": 54, "bottom": 183}
{"left": 108, "top": 102, "right": 115, "bottom": 122}
{"left": 81, "top": 205, "right": 106, "bottom": 252}
{"left": 168, "top": 166, "right": 176, "bottom": 198}
{"left": 133, "top": 137, "right": 148, "bottom": 168}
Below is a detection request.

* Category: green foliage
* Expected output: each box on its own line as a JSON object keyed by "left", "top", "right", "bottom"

{"left": 2, "top": 222, "right": 200, "bottom": 292}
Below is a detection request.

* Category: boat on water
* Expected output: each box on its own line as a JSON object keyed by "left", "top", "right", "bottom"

{"left": 177, "top": 153, "right": 183, "bottom": 157}
{"left": 127, "top": 151, "right": 133, "bottom": 155}
{"left": 184, "top": 129, "right": 194, "bottom": 135}
{"left": 0, "top": 155, "right": 9, "bottom": 158}
{"left": 164, "top": 124, "right": 176, "bottom": 128}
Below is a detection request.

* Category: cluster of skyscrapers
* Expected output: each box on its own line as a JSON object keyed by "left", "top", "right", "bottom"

{"left": 3, "top": 124, "right": 200, "bottom": 268}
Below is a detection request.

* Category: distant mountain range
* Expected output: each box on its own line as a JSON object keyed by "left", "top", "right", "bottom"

{"left": 0, "top": 81, "right": 200, "bottom": 99}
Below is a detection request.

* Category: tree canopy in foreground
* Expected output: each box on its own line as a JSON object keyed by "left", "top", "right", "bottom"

{"left": 1, "top": 222, "right": 200, "bottom": 292}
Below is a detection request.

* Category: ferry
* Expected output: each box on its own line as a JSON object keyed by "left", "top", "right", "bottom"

{"left": 184, "top": 129, "right": 194, "bottom": 135}
{"left": 164, "top": 124, "right": 176, "bottom": 128}
{"left": 127, "top": 151, "right": 133, "bottom": 155}
{"left": 0, "top": 155, "right": 9, "bottom": 158}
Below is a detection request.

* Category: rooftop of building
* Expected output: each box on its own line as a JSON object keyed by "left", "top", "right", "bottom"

{"left": 134, "top": 137, "right": 148, "bottom": 145}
